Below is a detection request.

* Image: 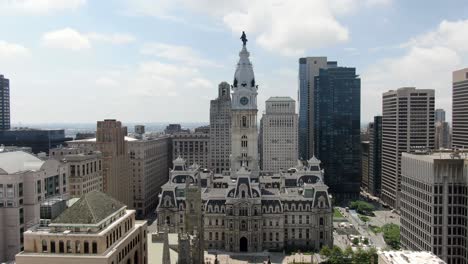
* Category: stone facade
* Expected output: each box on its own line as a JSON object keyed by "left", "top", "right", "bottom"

{"left": 16, "top": 191, "right": 148, "bottom": 264}
{"left": 209, "top": 82, "right": 231, "bottom": 174}
{"left": 172, "top": 132, "right": 209, "bottom": 169}
{"left": 400, "top": 151, "right": 468, "bottom": 264}
{"left": 157, "top": 157, "right": 333, "bottom": 253}
{"left": 260, "top": 97, "right": 298, "bottom": 173}
{"left": 0, "top": 151, "right": 68, "bottom": 262}
{"left": 128, "top": 136, "right": 171, "bottom": 219}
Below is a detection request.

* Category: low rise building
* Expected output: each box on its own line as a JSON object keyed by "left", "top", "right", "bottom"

{"left": 0, "top": 151, "right": 68, "bottom": 262}
{"left": 378, "top": 250, "right": 445, "bottom": 264}
{"left": 16, "top": 191, "right": 148, "bottom": 264}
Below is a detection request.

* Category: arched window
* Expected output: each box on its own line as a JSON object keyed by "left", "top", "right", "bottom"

{"left": 67, "top": 240, "right": 72, "bottom": 253}
{"left": 84, "top": 241, "right": 89, "bottom": 253}
{"left": 242, "top": 190, "right": 246, "bottom": 198}
{"left": 241, "top": 220, "right": 247, "bottom": 231}
{"left": 50, "top": 240, "right": 56, "bottom": 253}
{"left": 320, "top": 217, "right": 324, "bottom": 226}
{"left": 75, "top": 240, "right": 81, "bottom": 253}
{"left": 242, "top": 116, "right": 247, "bottom": 127}
{"left": 166, "top": 216, "right": 171, "bottom": 225}
{"left": 42, "top": 240, "right": 48, "bottom": 252}
{"left": 59, "top": 241, "right": 64, "bottom": 253}
{"left": 92, "top": 241, "right": 98, "bottom": 254}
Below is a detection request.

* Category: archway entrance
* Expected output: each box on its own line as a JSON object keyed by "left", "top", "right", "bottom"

{"left": 240, "top": 237, "right": 248, "bottom": 252}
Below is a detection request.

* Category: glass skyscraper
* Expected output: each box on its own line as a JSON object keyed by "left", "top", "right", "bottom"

{"left": 298, "top": 57, "right": 336, "bottom": 160}
{"left": 313, "top": 67, "right": 361, "bottom": 199}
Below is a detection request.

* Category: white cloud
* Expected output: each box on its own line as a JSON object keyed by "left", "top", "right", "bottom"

{"left": 95, "top": 77, "right": 120, "bottom": 88}
{"left": 187, "top": 78, "right": 213, "bottom": 89}
{"left": 362, "top": 19, "right": 468, "bottom": 122}
{"left": 0, "top": 40, "right": 30, "bottom": 58}
{"left": 42, "top": 28, "right": 91, "bottom": 51}
{"left": 0, "top": 0, "right": 86, "bottom": 14}
{"left": 140, "top": 42, "right": 220, "bottom": 67}
{"left": 42, "top": 28, "right": 136, "bottom": 51}
{"left": 87, "top": 33, "right": 136, "bottom": 45}
{"left": 125, "top": 0, "right": 394, "bottom": 56}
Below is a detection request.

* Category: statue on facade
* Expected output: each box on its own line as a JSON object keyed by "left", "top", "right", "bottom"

{"left": 240, "top": 31, "right": 248, "bottom": 46}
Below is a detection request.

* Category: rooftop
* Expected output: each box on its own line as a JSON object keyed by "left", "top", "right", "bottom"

{"left": 69, "top": 136, "right": 138, "bottom": 143}
{"left": 379, "top": 250, "right": 445, "bottom": 264}
{"left": 0, "top": 151, "right": 44, "bottom": 174}
{"left": 266, "top": 96, "right": 295, "bottom": 102}
{"left": 51, "top": 191, "right": 126, "bottom": 225}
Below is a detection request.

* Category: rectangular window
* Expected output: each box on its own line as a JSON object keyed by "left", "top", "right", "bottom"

{"left": 0, "top": 184, "right": 3, "bottom": 198}
{"left": 6, "top": 184, "right": 14, "bottom": 198}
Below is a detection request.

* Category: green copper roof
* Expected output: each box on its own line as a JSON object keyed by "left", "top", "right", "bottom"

{"left": 52, "top": 191, "right": 126, "bottom": 225}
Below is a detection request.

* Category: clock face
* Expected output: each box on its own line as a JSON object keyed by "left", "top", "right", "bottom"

{"left": 240, "top": 97, "right": 249, "bottom": 105}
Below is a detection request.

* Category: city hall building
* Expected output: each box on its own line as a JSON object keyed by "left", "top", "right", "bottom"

{"left": 156, "top": 35, "right": 333, "bottom": 253}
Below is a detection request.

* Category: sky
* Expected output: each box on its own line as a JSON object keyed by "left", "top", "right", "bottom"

{"left": 1, "top": 0, "right": 468, "bottom": 124}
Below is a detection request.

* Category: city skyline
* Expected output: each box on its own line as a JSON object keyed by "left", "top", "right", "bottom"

{"left": 1, "top": 0, "right": 467, "bottom": 124}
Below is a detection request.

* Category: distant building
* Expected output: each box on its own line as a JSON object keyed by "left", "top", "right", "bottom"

{"left": 172, "top": 132, "right": 209, "bottom": 169}
{"left": 381, "top": 87, "right": 434, "bottom": 208}
{"left": 314, "top": 66, "right": 361, "bottom": 199}
{"left": 16, "top": 191, "right": 148, "bottom": 264}
{"left": 128, "top": 135, "right": 171, "bottom": 219}
{"left": 209, "top": 82, "right": 231, "bottom": 174}
{"left": 452, "top": 68, "right": 468, "bottom": 150}
{"left": 378, "top": 250, "right": 446, "bottom": 264}
{"left": 0, "top": 151, "right": 68, "bottom": 262}
{"left": 0, "top": 74, "right": 10, "bottom": 130}
{"left": 260, "top": 96, "right": 298, "bottom": 173}
{"left": 194, "top": 125, "right": 210, "bottom": 134}
{"left": 68, "top": 120, "right": 133, "bottom": 208}
{"left": 0, "top": 145, "right": 32, "bottom": 153}
{"left": 165, "top": 124, "right": 189, "bottom": 135}
{"left": 298, "top": 57, "right": 337, "bottom": 160}
{"left": 361, "top": 141, "right": 370, "bottom": 192}
{"left": 0, "top": 128, "right": 71, "bottom": 153}
{"left": 400, "top": 152, "right": 467, "bottom": 263}
{"left": 368, "top": 116, "right": 382, "bottom": 196}
{"left": 64, "top": 151, "right": 103, "bottom": 198}
{"left": 435, "top": 109, "right": 446, "bottom": 123}
{"left": 74, "top": 132, "right": 96, "bottom": 140}
{"left": 435, "top": 121, "right": 451, "bottom": 149}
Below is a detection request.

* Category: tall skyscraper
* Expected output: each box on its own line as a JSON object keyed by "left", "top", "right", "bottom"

{"left": 0, "top": 75, "right": 10, "bottom": 130}
{"left": 314, "top": 66, "right": 361, "bottom": 199}
{"left": 230, "top": 42, "right": 259, "bottom": 172}
{"left": 298, "top": 57, "right": 337, "bottom": 160}
{"left": 435, "top": 108, "right": 446, "bottom": 123}
{"left": 400, "top": 151, "right": 468, "bottom": 264}
{"left": 452, "top": 68, "right": 468, "bottom": 149}
{"left": 209, "top": 82, "right": 232, "bottom": 173}
{"left": 381, "top": 87, "right": 435, "bottom": 208}
{"left": 96, "top": 119, "right": 132, "bottom": 207}
{"left": 368, "top": 116, "right": 382, "bottom": 196}
{"left": 260, "top": 96, "right": 298, "bottom": 173}
{"left": 361, "top": 141, "right": 370, "bottom": 192}
{"left": 435, "top": 121, "right": 451, "bottom": 150}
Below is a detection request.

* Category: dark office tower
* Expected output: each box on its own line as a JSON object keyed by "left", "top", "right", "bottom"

{"left": 298, "top": 57, "right": 337, "bottom": 160}
{"left": 361, "top": 141, "right": 370, "bottom": 192}
{"left": 452, "top": 68, "right": 468, "bottom": 149}
{"left": 381, "top": 88, "right": 435, "bottom": 209}
{"left": 314, "top": 66, "right": 361, "bottom": 199}
{"left": 0, "top": 75, "right": 10, "bottom": 130}
{"left": 368, "top": 116, "right": 382, "bottom": 196}
{"left": 435, "top": 109, "right": 446, "bottom": 123}
{"left": 209, "top": 82, "right": 231, "bottom": 173}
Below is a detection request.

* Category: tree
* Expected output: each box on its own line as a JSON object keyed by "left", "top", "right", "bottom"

{"left": 382, "top": 224, "right": 400, "bottom": 249}
{"left": 363, "top": 238, "right": 369, "bottom": 245}
{"left": 352, "top": 237, "right": 359, "bottom": 245}
{"left": 349, "top": 201, "right": 375, "bottom": 215}
{"left": 320, "top": 245, "right": 332, "bottom": 257}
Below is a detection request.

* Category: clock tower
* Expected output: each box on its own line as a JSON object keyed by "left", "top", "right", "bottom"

{"left": 230, "top": 33, "right": 259, "bottom": 173}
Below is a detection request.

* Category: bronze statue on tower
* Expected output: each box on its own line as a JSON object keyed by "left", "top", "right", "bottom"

{"left": 240, "top": 31, "right": 248, "bottom": 46}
